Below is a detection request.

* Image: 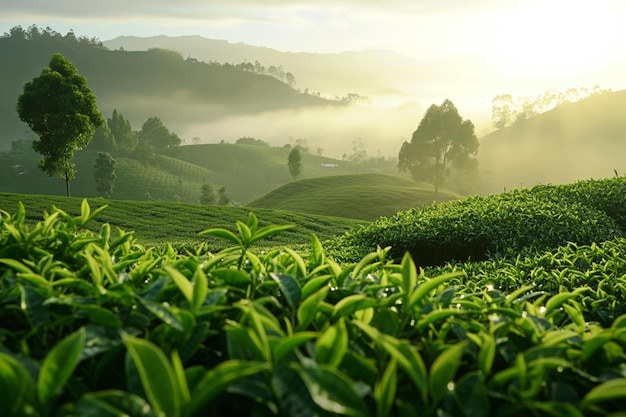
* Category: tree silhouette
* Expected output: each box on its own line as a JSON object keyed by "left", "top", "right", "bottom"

{"left": 93, "top": 152, "right": 117, "bottom": 198}
{"left": 17, "top": 53, "right": 104, "bottom": 196}
{"left": 398, "top": 99, "right": 478, "bottom": 193}
{"left": 288, "top": 147, "right": 302, "bottom": 180}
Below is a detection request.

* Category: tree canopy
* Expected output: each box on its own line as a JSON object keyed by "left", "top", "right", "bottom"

{"left": 398, "top": 99, "right": 478, "bottom": 193}
{"left": 139, "top": 116, "right": 181, "bottom": 153}
{"left": 16, "top": 53, "right": 103, "bottom": 196}
{"left": 288, "top": 147, "right": 302, "bottom": 180}
{"left": 93, "top": 152, "right": 117, "bottom": 198}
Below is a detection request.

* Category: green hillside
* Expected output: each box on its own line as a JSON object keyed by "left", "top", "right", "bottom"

{"left": 0, "top": 192, "right": 366, "bottom": 248}
{"left": 0, "top": 143, "right": 398, "bottom": 203}
{"left": 478, "top": 90, "right": 626, "bottom": 193}
{"left": 0, "top": 27, "right": 334, "bottom": 150}
{"left": 249, "top": 173, "right": 459, "bottom": 220}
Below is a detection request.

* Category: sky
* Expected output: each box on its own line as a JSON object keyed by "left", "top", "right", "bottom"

{"left": 3, "top": 0, "right": 626, "bottom": 127}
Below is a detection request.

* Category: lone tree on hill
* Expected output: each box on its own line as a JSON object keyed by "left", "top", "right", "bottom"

{"left": 288, "top": 147, "right": 302, "bottom": 180}
{"left": 17, "top": 53, "right": 104, "bottom": 196}
{"left": 93, "top": 152, "right": 117, "bottom": 198}
{"left": 398, "top": 99, "right": 478, "bottom": 193}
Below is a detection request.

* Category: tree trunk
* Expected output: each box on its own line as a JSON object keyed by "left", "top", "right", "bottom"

{"left": 65, "top": 170, "right": 71, "bottom": 197}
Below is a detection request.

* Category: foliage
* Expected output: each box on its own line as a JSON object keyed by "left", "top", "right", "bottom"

{"left": 90, "top": 122, "right": 117, "bottom": 152}
{"left": 93, "top": 152, "right": 117, "bottom": 198}
{"left": 199, "top": 181, "right": 216, "bottom": 205}
{"left": 139, "top": 117, "right": 182, "bottom": 154}
{"left": 16, "top": 53, "right": 104, "bottom": 196}
{"left": 398, "top": 99, "right": 479, "bottom": 193}
{"left": 491, "top": 85, "right": 613, "bottom": 129}
{"left": 1, "top": 200, "right": 626, "bottom": 416}
{"left": 326, "top": 176, "right": 626, "bottom": 266}
{"left": 217, "top": 186, "right": 230, "bottom": 206}
{"left": 288, "top": 147, "right": 302, "bottom": 180}
{"left": 235, "top": 137, "right": 270, "bottom": 147}
{"left": 107, "top": 109, "right": 136, "bottom": 154}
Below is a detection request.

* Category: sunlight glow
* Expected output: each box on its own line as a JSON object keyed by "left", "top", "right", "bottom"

{"left": 487, "top": 0, "right": 620, "bottom": 77}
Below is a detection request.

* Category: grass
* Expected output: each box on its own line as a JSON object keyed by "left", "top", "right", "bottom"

{"left": 249, "top": 173, "right": 459, "bottom": 220}
{"left": 0, "top": 192, "right": 367, "bottom": 249}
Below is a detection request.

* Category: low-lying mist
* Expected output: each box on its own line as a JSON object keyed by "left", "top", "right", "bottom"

{"left": 103, "top": 96, "right": 425, "bottom": 160}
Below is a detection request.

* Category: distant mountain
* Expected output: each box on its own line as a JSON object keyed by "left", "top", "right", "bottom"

{"left": 103, "top": 35, "right": 429, "bottom": 104}
{"left": 0, "top": 31, "right": 333, "bottom": 150}
{"left": 478, "top": 90, "right": 626, "bottom": 193}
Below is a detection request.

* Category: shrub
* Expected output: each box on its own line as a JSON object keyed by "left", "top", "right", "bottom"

{"left": 326, "top": 176, "right": 626, "bottom": 266}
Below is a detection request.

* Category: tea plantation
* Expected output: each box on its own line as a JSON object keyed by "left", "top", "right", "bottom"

{"left": 1, "top": 176, "right": 626, "bottom": 416}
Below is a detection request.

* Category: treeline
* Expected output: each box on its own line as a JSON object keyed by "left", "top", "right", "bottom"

{"left": 1, "top": 24, "right": 105, "bottom": 48}
{"left": 491, "top": 85, "right": 612, "bottom": 129}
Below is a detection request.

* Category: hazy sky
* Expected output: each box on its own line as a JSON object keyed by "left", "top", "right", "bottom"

{"left": 2, "top": 1, "right": 625, "bottom": 72}
{"left": 3, "top": 0, "right": 626, "bottom": 124}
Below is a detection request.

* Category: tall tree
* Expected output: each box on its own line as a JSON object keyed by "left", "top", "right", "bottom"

{"left": 200, "top": 181, "right": 216, "bottom": 205}
{"left": 91, "top": 121, "right": 117, "bottom": 152}
{"left": 17, "top": 53, "right": 104, "bottom": 196}
{"left": 93, "top": 152, "right": 117, "bottom": 198}
{"left": 108, "top": 109, "right": 136, "bottom": 154}
{"left": 288, "top": 147, "right": 302, "bottom": 180}
{"left": 217, "top": 186, "right": 230, "bottom": 205}
{"left": 139, "top": 117, "right": 181, "bottom": 153}
{"left": 398, "top": 99, "right": 478, "bottom": 193}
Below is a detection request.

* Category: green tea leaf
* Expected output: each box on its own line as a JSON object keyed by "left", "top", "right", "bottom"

{"left": 310, "top": 234, "right": 325, "bottom": 268}
{"left": 0, "top": 352, "right": 35, "bottom": 417}
{"left": 38, "top": 327, "right": 86, "bottom": 411}
{"left": 375, "top": 358, "right": 397, "bottom": 417}
{"left": 164, "top": 266, "right": 193, "bottom": 303}
{"left": 294, "top": 364, "right": 370, "bottom": 417}
{"left": 401, "top": 252, "right": 417, "bottom": 301}
{"left": 315, "top": 318, "right": 348, "bottom": 367}
{"left": 581, "top": 378, "right": 626, "bottom": 409}
{"left": 123, "top": 334, "right": 180, "bottom": 417}
{"left": 332, "top": 294, "right": 376, "bottom": 319}
{"left": 273, "top": 332, "right": 318, "bottom": 363}
{"left": 477, "top": 333, "right": 496, "bottom": 376}
{"left": 236, "top": 221, "right": 252, "bottom": 245}
{"left": 197, "top": 228, "right": 242, "bottom": 246}
{"left": 75, "top": 390, "right": 155, "bottom": 417}
{"left": 545, "top": 287, "right": 589, "bottom": 315}
{"left": 284, "top": 247, "right": 307, "bottom": 277}
{"left": 191, "top": 266, "right": 208, "bottom": 314}
{"left": 249, "top": 224, "right": 295, "bottom": 244}
{"left": 408, "top": 272, "right": 464, "bottom": 311}
{"left": 297, "top": 286, "right": 329, "bottom": 330}
{"left": 138, "top": 298, "right": 184, "bottom": 332}
{"left": 270, "top": 273, "right": 302, "bottom": 311}
{"left": 186, "top": 360, "right": 267, "bottom": 417}
{"left": 429, "top": 341, "right": 466, "bottom": 405}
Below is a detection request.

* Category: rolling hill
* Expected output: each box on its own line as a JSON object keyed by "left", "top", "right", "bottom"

{"left": 478, "top": 89, "right": 626, "bottom": 193}
{"left": 0, "top": 143, "right": 399, "bottom": 204}
{"left": 248, "top": 173, "right": 459, "bottom": 220}
{"left": 0, "top": 28, "right": 334, "bottom": 150}
{"left": 0, "top": 192, "right": 366, "bottom": 249}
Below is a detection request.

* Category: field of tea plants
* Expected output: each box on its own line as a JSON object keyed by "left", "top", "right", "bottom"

{"left": 1, "top": 182, "right": 626, "bottom": 416}
{"left": 327, "top": 175, "right": 626, "bottom": 267}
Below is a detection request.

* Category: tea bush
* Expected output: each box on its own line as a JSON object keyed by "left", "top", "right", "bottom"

{"left": 326, "top": 176, "right": 626, "bottom": 266}
{"left": 1, "top": 200, "right": 626, "bottom": 416}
